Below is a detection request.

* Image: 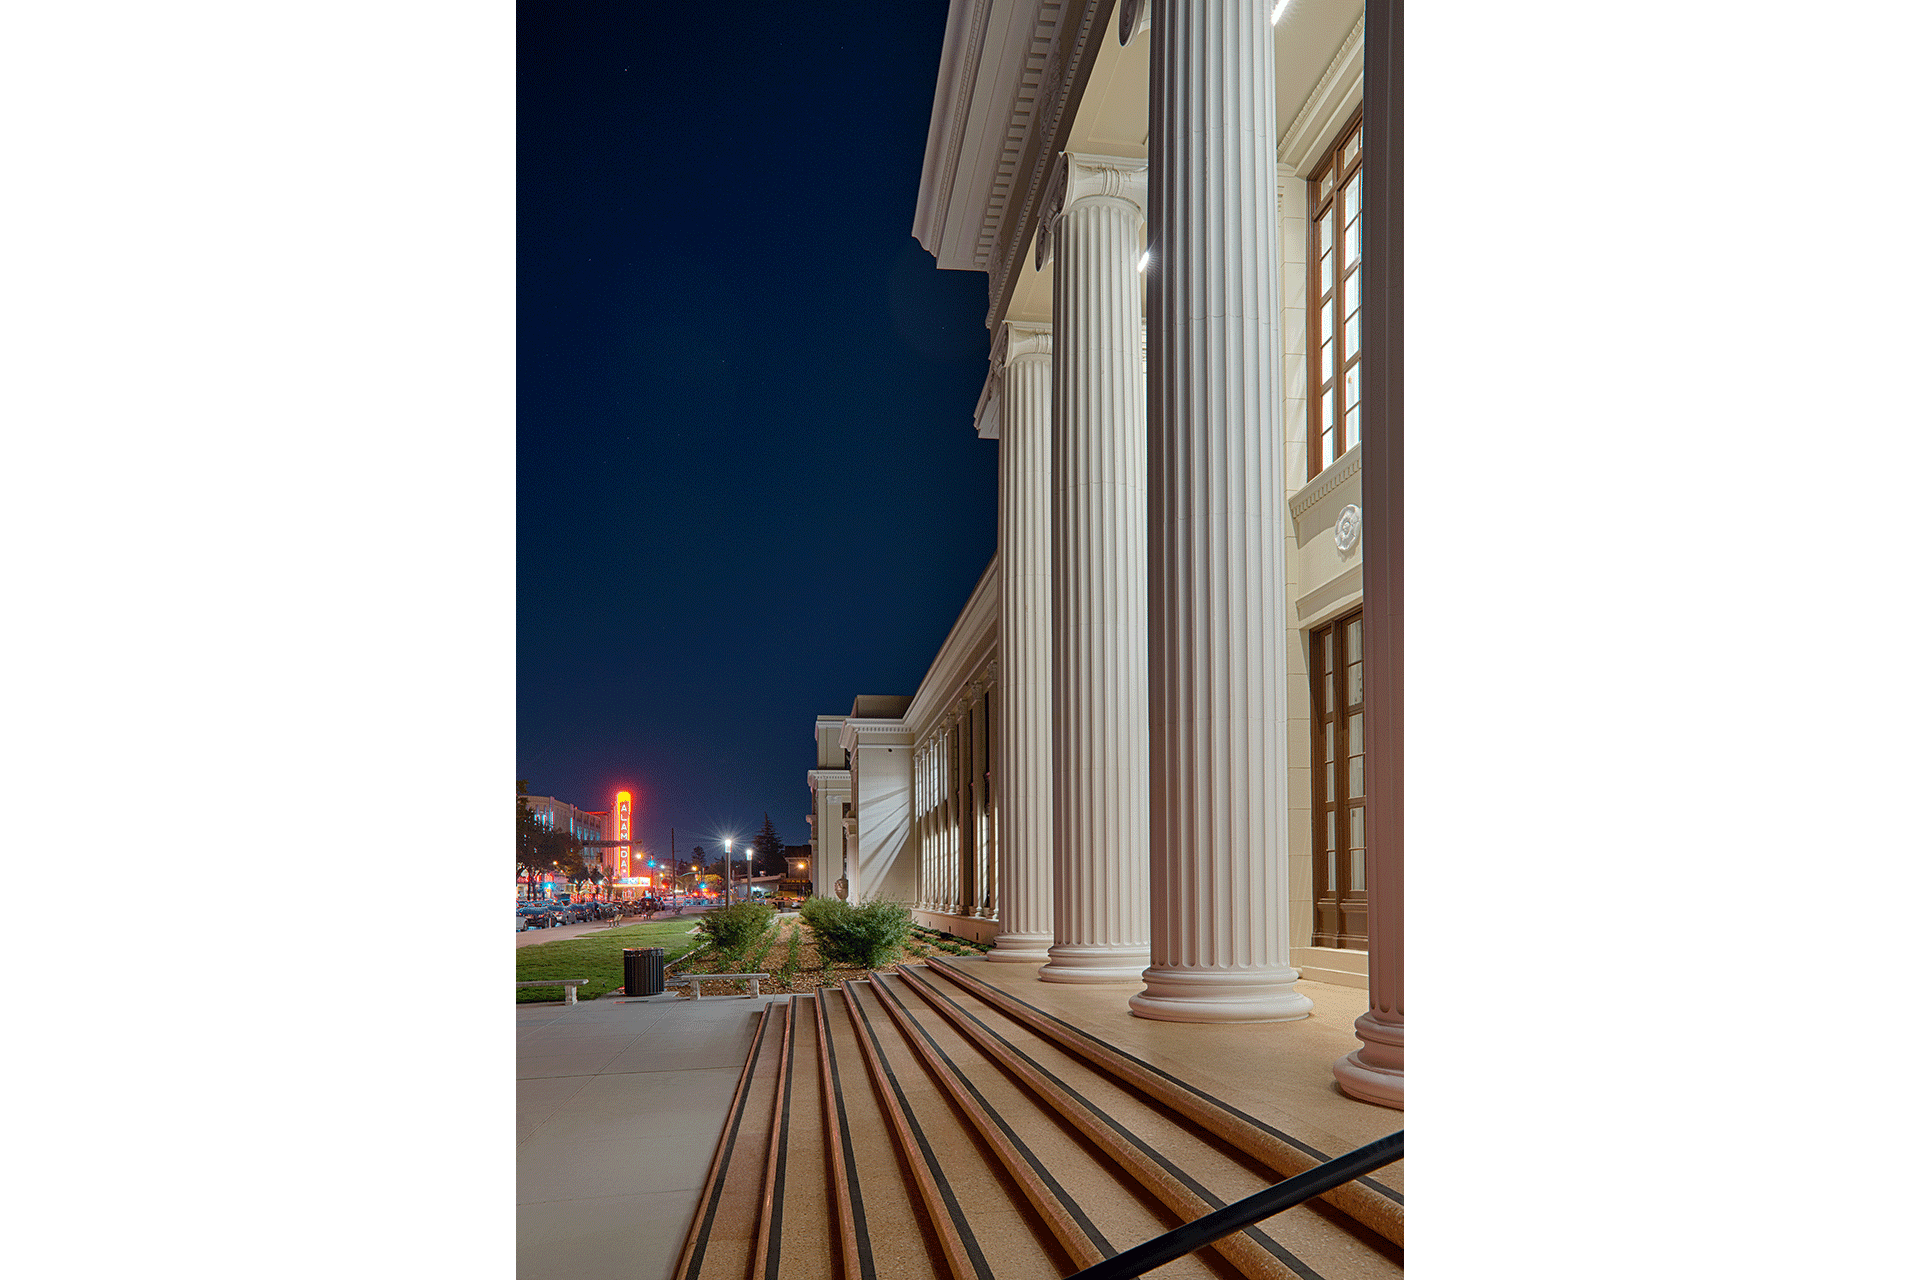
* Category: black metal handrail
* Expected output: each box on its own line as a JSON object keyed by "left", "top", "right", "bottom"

{"left": 1061, "top": 1130, "right": 1404, "bottom": 1280}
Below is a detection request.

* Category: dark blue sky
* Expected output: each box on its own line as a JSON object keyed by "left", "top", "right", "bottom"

{"left": 518, "top": 3, "right": 995, "bottom": 864}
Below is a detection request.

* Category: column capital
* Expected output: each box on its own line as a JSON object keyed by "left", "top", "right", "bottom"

{"left": 976, "top": 320, "right": 1053, "bottom": 441}
{"left": 994, "top": 317, "right": 1054, "bottom": 368}
{"left": 1035, "top": 152, "right": 1149, "bottom": 270}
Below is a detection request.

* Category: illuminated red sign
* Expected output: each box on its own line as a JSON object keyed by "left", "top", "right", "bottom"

{"left": 616, "top": 791, "right": 632, "bottom": 879}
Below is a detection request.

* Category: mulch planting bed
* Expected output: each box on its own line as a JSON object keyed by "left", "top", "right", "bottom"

{"left": 669, "top": 915, "right": 992, "bottom": 998}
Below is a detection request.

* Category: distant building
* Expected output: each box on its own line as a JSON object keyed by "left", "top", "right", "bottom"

{"left": 519, "top": 794, "right": 609, "bottom": 898}
{"left": 779, "top": 844, "right": 815, "bottom": 898}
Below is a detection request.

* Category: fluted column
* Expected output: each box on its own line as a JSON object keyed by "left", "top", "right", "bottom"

{"left": 980, "top": 665, "right": 999, "bottom": 918}
{"left": 969, "top": 679, "right": 990, "bottom": 916}
{"left": 921, "top": 744, "right": 936, "bottom": 917}
{"left": 1133, "top": 0, "right": 1312, "bottom": 1022}
{"left": 1038, "top": 153, "right": 1153, "bottom": 984}
{"left": 940, "top": 717, "right": 956, "bottom": 917}
{"left": 956, "top": 698, "right": 974, "bottom": 913}
{"left": 989, "top": 322, "right": 1056, "bottom": 961}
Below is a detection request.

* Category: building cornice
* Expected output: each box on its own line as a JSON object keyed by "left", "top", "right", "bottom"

{"left": 1276, "top": 14, "right": 1364, "bottom": 173}
{"left": 986, "top": 0, "right": 1110, "bottom": 329}
{"left": 839, "top": 721, "right": 915, "bottom": 752}
{"left": 1288, "top": 444, "right": 1363, "bottom": 524}
{"left": 905, "top": 553, "right": 1002, "bottom": 737}
{"left": 913, "top": 1, "right": 1116, "bottom": 331}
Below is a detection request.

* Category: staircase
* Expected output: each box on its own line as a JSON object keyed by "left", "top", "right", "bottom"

{"left": 672, "top": 959, "right": 1403, "bottom": 1280}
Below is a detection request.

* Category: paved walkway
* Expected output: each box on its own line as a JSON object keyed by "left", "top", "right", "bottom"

{"left": 517, "top": 989, "right": 782, "bottom": 1280}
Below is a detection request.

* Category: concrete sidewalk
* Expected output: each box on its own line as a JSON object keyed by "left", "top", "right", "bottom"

{"left": 518, "top": 990, "right": 783, "bottom": 1280}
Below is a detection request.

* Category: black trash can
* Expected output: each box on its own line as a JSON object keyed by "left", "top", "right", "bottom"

{"left": 624, "top": 947, "right": 665, "bottom": 997}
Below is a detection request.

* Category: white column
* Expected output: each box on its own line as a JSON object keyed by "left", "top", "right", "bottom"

{"left": 989, "top": 322, "right": 1056, "bottom": 961}
{"left": 1038, "top": 154, "right": 1153, "bottom": 984}
{"left": 969, "top": 678, "right": 991, "bottom": 917}
{"left": 1133, "top": 0, "right": 1312, "bottom": 1022}
{"left": 921, "top": 744, "right": 936, "bottom": 917}
{"left": 978, "top": 665, "right": 999, "bottom": 919}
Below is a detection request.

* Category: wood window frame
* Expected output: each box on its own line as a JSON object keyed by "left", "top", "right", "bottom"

{"left": 1309, "top": 607, "right": 1367, "bottom": 948}
{"left": 1307, "top": 108, "right": 1364, "bottom": 479}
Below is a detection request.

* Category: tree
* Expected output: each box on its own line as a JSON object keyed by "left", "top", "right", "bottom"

{"left": 533, "top": 822, "right": 589, "bottom": 890}
{"left": 754, "top": 813, "right": 783, "bottom": 877}
{"left": 516, "top": 782, "right": 544, "bottom": 895}
{"left": 516, "top": 782, "right": 589, "bottom": 897}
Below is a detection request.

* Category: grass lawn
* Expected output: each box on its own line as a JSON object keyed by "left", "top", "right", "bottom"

{"left": 516, "top": 919, "right": 709, "bottom": 1002}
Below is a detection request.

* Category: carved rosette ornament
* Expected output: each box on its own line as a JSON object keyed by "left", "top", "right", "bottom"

{"left": 1334, "top": 503, "right": 1362, "bottom": 554}
{"left": 1119, "top": 0, "right": 1151, "bottom": 47}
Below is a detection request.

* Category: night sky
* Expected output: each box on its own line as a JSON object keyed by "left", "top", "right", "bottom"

{"left": 517, "top": 3, "right": 995, "bottom": 864}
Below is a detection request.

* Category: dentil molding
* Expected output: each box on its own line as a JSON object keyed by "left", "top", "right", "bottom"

{"left": 1034, "top": 152, "right": 1150, "bottom": 271}
{"left": 1287, "top": 442, "right": 1363, "bottom": 524}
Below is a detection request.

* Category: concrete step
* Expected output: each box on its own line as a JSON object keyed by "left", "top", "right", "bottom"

{"left": 896, "top": 964, "right": 1402, "bottom": 1280}
{"left": 816, "top": 987, "right": 947, "bottom": 1280}
{"left": 920, "top": 957, "right": 1406, "bottom": 1248}
{"left": 865, "top": 971, "right": 1238, "bottom": 1280}
{"left": 753, "top": 995, "right": 836, "bottom": 1280}
{"left": 673, "top": 1004, "right": 785, "bottom": 1280}
{"left": 841, "top": 978, "right": 1074, "bottom": 1279}
{"left": 675, "top": 966, "right": 1401, "bottom": 1280}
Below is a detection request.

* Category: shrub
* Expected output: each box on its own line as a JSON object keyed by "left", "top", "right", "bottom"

{"left": 809, "top": 898, "right": 915, "bottom": 970}
{"left": 695, "top": 900, "right": 774, "bottom": 953}
{"left": 800, "top": 896, "right": 852, "bottom": 931}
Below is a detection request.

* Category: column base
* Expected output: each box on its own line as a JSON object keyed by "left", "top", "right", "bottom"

{"left": 1332, "top": 1010, "right": 1403, "bottom": 1109}
{"left": 986, "top": 932, "right": 1054, "bottom": 962}
{"left": 1038, "top": 944, "right": 1150, "bottom": 983}
{"left": 1129, "top": 964, "right": 1315, "bottom": 1023}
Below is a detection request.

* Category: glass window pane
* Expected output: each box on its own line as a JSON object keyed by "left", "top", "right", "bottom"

{"left": 1324, "top": 812, "right": 1336, "bottom": 850}
{"left": 1346, "top": 404, "right": 1362, "bottom": 449}
{"left": 1317, "top": 213, "right": 1333, "bottom": 256}
{"left": 1320, "top": 388, "right": 1334, "bottom": 426}
{"left": 1320, "top": 300, "right": 1334, "bottom": 334}
{"left": 1345, "top": 131, "right": 1361, "bottom": 166}
{"left": 1322, "top": 670, "right": 1333, "bottom": 708}
{"left": 1348, "top": 753, "right": 1364, "bottom": 797}
{"left": 1345, "top": 309, "right": 1360, "bottom": 356}
{"left": 1349, "top": 807, "right": 1366, "bottom": 848}
{"left": 1344, "top": 364, "right": 1361, "bottom": 408}
{"left": 1321, "top": 631, "right": 1333, "bottom": 674}
{"left": 1349, "top": 846, "right": 1366, "bottom": 891}
{"left": 1346, "top": 711, "right": 1363, "bottom": 755}
{"left": 1319, "top": 250, "right": 1335, "bottom": 299}
{"left": 1347, "top": 660, "right": 1363, "bottom": 706}
{"left": 1344, "top": 272, "right": 1361, "bottom": 315}
{"left": 1346, "top": 617, "right": 1362, "bottom": 651}
{"left": 1320, "top": 338, "right": 1334, "bottom": 384}
{"left": 1324, "top": 857, "right": 1336, "bottom": 894}
{"left": 1345, "top": 217, "right": 1361, "bottom": 265}
{"left": 1322, "top": 725, "right": 1334, "bottom": 763}
{"left": 1345, "top": 172, "right": 1363, "bottom": 222}
{"left": 1319, "top": 427, "right": 1335, "bottom": 472}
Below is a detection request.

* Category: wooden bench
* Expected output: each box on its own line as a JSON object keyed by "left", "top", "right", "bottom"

{"left": 516, "top": 978, "right": 591, "bottom": 1005}
{"left": 665, "top": 973, "right": 770, "bottom": 999}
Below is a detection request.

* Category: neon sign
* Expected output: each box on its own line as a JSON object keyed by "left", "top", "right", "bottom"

{"left": 616, "top": 791, "right": 632, "bottom": 879}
